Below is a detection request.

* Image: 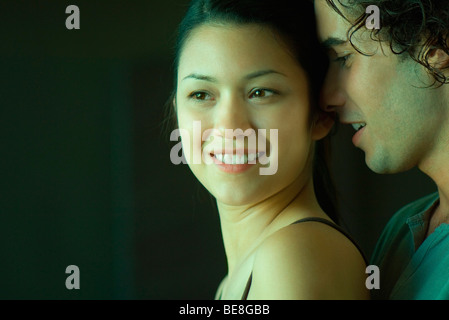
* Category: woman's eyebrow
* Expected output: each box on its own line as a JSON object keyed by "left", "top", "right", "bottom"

{"left": 181, "top": 69, "right": 286, "bottom": 82}
{"left": 244, "top": 69, "right": 286, "bottom": 80}
{"left": 182, "top": 73, "right": 217, "bottom": 82}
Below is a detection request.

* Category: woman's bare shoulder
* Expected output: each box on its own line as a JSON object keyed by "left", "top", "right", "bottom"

{"left": 214, "top": 275, "right": 228, "bottom": 300}
{"left": 248, "top": 219, "right": 370, "bottom": 299}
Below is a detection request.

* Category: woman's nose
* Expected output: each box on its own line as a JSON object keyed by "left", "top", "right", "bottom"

{"left": 213, "top": 95, "right": 252, "bottom": 138}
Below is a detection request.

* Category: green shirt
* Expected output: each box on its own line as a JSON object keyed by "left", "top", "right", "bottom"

{"left": 370, "top": 192, "right": 449, "bottom": 300}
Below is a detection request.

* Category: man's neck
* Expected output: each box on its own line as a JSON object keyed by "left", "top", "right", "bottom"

{"left": 420, "top": 130, "right": 449, "bottom": 237}
{"left": 426, "top": 193, "right": 449, "bottom": 237}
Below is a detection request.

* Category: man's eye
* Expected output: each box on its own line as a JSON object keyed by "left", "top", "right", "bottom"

{"left": 333, "top": 54, "right": 352, "bottom": 68}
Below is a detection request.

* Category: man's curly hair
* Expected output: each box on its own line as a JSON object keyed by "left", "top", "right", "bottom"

{"left": 324, "top": 0, "right": 449, "bottom": 86}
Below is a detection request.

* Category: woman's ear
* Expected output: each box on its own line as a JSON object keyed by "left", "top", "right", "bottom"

{"left": 311, "top": 111, "right": 334, "bottom": 141}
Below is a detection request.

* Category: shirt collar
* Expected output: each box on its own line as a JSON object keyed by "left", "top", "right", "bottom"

{"left": 406, "top": 197, "right": 440, "bottom": 251}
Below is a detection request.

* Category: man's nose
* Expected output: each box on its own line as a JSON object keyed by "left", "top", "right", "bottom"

{"left": 320, "top": 71, "right": 346, "bottom": 113}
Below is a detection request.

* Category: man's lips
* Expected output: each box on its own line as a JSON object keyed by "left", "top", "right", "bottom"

{"left": 351, "top": 122, "right": 366, "bottom": 132}
{"left": 343, "top": 122, "right": 367, "bottom": 146}
{"left": 341, "top": 120, "right": 367, "bottom": 132}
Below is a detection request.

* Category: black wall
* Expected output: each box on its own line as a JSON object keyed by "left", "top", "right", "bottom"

{"left": 0, "top": 0, "right": 436, "bottom": 299}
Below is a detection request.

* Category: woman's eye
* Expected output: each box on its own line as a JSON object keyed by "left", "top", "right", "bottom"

{"left": 249, "top": 88, "right": 276, "bottom": 99}
{"left": 189, "top": 91, "right": 211, "bottom": 101}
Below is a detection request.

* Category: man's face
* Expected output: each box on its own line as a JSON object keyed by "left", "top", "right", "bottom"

{"left": 315, "top": 0, "right": 448, "bottom": 174}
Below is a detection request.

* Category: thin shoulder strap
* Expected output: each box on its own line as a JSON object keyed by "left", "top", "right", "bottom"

{"left": 241, "top": 274, "right": 252, "bottom": 300}
{"left": 240, "top": 217, "right": 367, "bottom": 300}
{"left": 290, "top": 217, "right": 367, "bottom": 264}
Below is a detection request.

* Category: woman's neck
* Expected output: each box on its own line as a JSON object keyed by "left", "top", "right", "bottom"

{"left": 217, "top": 176, "right": 325, "bottom": 275}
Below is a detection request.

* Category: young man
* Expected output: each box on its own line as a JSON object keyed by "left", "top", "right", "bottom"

{"left": 315, "top": 0, "right": 449, "bottom": 299}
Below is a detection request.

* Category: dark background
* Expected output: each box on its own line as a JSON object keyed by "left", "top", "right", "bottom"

{"left": 0, "top": 0, "right": 436, "bottom": 299}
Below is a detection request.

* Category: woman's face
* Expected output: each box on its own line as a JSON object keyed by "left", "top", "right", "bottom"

{"left": 175, "top": 23, "right": 329, "bottom": 206}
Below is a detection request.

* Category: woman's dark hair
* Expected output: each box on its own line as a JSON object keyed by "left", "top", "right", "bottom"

{"left": 324, "top": 0, "right": 449, "bottom": 86}
{"left": 165, "top": 0, "right": 338, "bottom": 222}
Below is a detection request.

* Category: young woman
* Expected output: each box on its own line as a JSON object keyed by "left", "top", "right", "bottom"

{"left": 167, "top": 0, "right": 369, "bottom": 299}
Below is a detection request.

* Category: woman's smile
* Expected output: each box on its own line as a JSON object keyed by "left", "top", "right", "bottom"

{"left": 209, "top": 149, "right": 265, "bottom": 174}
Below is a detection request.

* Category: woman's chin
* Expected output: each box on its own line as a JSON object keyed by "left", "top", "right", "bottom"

{"left": 210, "top": 184, "right": 275, "bottom": 208}
{"left": 214, "top": 191, "right": 254, "bottom": 207}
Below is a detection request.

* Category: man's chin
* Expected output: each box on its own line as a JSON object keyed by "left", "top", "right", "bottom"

{"left": 365, "top": 155, "right": 412, "bottom": 175}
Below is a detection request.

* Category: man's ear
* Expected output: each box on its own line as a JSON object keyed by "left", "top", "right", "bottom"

{"left": 311, "top": 111, "right": 334, "bottom": 141}
{"left": 427, "top": 47, "right": 449, "bottom": 71}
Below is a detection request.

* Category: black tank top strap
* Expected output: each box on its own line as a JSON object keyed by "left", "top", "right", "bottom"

{"left": 241, "top": 273, "right": 252, "bottom": 300}
{"left": 290, "top": 217, "right": 367, "bottom": 264}
{"left": 240, "top": 217, "right": 367, "bottom": 300}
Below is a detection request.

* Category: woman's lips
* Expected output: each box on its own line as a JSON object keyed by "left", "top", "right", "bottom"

{"left": 210, "top": 151, "right": 265, "bottom": 173}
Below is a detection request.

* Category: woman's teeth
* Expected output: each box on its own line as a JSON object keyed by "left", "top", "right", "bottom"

{"left": 214, "top": 153, "right": 261, "bottom": 164}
